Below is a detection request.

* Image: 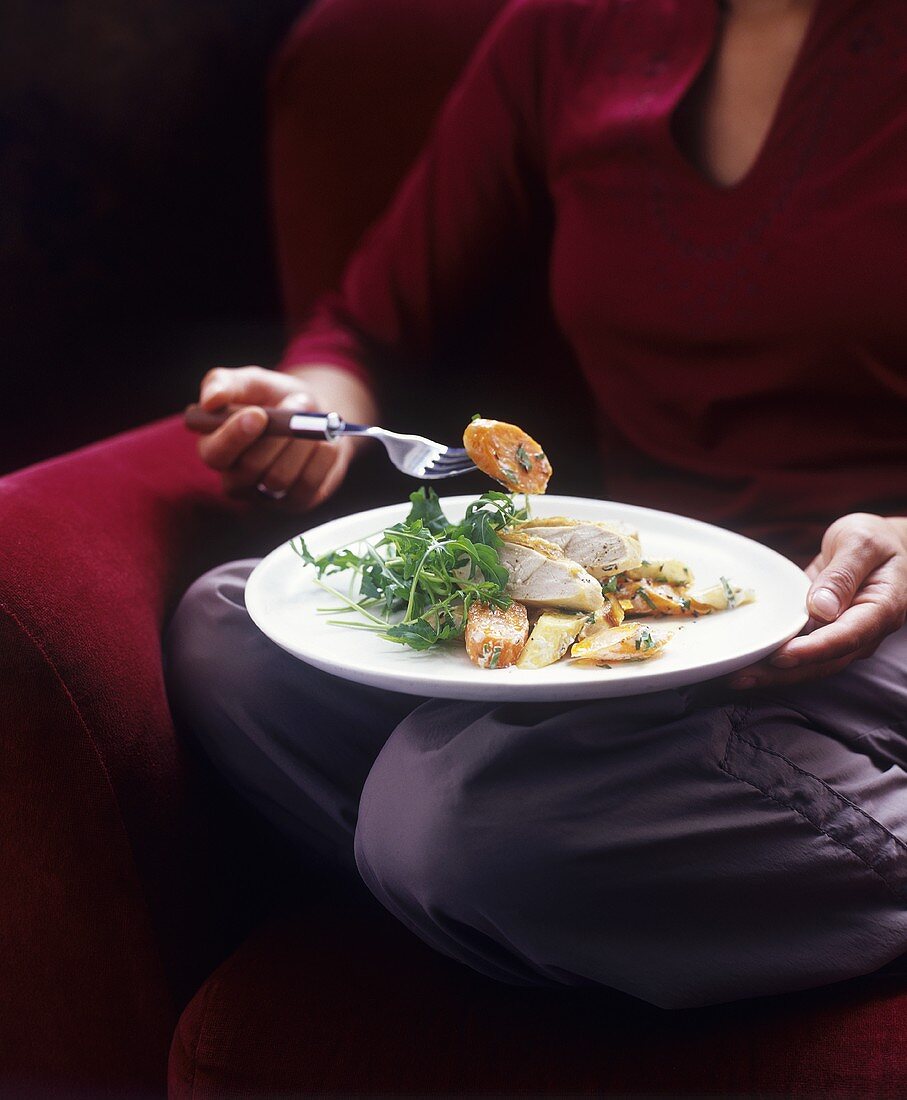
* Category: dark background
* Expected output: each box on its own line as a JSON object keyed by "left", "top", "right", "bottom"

{"left": 2, "top": 0, "right": 310, "bottom": 474}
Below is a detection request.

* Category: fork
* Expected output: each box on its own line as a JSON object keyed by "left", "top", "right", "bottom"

{"left": 184, "top": 404, "right": 478, "bottom": 479}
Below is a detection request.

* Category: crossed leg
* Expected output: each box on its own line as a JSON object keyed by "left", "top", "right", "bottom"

{"left": 166, "top": 560, "right": 907, "bottom": 1008}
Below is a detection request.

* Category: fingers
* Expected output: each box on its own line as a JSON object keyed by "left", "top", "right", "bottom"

{"left": 257, "top": 439, "right": 318, "bottom": 499}
{"left": 782, "top": 591, "right": 902, "bottom": 665}
{"left": 197, "top": 406, "right": 268, "bottom": 471}
{"left": 760, "top": 601, "right": 885, "bottom": 676}
{"left": 198, "top": 386, "right": 318, "bottom": 493}
{"left": 221, "top": 438, "right": 291, "bottom": 497}
{"left": 729, "top": 568, "right": 906, "bottom": 690}
{"left": 284, "top": 441, "right": 350, "bottom": 511}
{"left": 247, "top": 442, "right": 347, "bottom": 510}
{"left": 807, "top": 514, "right": 896, "bottom": 622}
{"left": 195, "top": 365, "right": 356, "bottom": 513}
{"left": 727, "top": 514, "right": 907, "bottom": 692}
{"left": 218, "top": 394, "right": 315, "bottom": 495}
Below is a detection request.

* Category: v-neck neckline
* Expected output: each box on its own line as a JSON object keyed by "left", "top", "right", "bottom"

{"left": 663, "top": 0, "right": 827, "bottom": 197}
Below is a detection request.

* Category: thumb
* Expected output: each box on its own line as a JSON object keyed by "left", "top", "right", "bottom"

{"left": 808, "top": 520, "right": 890, "bottom": 622}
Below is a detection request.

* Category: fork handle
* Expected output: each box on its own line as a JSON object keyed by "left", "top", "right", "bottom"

{"left": 184, "top": 404, "right": 366, "bottom": 441}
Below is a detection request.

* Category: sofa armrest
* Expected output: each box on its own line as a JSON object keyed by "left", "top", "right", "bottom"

{"left": 0, "top": 416, "right": 308, "bottom": 1092}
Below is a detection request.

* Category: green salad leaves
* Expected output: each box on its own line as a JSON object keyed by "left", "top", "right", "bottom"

{"left": 292, "top": 488, "right": 528, "bottom": 651}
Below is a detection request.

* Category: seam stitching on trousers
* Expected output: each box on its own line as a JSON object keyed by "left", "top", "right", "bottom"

{"left": 733, "top": 734, "right": 907, "bottom": 859}
{"left": 720, "top": 704, "right": 906, "bottom": 903}
{"left": 738, "top": 739, "right": 907, "bottom": 858}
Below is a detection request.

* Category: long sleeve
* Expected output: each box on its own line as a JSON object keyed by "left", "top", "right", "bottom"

{"left": 278, "top": 0, "right": 551, "bottom": 389}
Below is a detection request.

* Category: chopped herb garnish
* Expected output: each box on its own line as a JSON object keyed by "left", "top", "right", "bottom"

{"left": 488, "top": 646, "right": 503, "bottom": 669}
{"left": 679, "top": 596, "right": 691, "bottom": 611}
{"left": 602, "top": 575, "right": 620, "bottom": 593}
{"left": 637, "top": 586, "right": 658, "bottom": 610}
{"left": 515, "top": 443, "right": 533, "bottom": 472}
{"left": 470, "top": 412, "right": 482, "bottom": 422}
{"left": 635, "top": 627, "right": 655, "bottom": 651}
{"left": 720, "top": 576, "right": 737, "bottom": 609}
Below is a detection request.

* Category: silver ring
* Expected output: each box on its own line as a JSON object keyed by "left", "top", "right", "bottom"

{"left": 256, "top": 482, "right": 288, "bottom": 501}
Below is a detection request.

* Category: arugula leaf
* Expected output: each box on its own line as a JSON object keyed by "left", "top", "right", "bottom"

{"left": 467, "top": 541, "right": 510, "bottom": 588}
{"left": 382, "top": 620, "right": 441, "bottom": 651}
{"left": 404, "top": 487, "right": 450, "bottom": 535}
{"left": 292, "top": 489, "right": 530, "bottom": 652}
{"left": 291, "top": 538, "right": 368, "bottom": 576}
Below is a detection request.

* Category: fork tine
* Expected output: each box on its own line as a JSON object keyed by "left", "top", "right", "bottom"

{"left": 420, "top": 466, "right": 477, "bottom": 480}
{"left": 427, "top": 450, "right": 476, "bottom": 467}
{"left": 420, "top": 458, "right": 478, "bottom": 479}
{"left": 429, "top": 454, "right": 475, "bottom": 470}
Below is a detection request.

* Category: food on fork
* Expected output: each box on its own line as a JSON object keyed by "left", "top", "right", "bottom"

{"left": 463, "top": 418, "right": 552, "bottom": 494}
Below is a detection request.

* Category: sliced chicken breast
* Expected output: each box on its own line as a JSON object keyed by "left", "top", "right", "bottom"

{"left": 498, "top": 541, "right": 604, "bottom": 612}
{"left": 514, "top": 521, "right": 641, "bottom": 579}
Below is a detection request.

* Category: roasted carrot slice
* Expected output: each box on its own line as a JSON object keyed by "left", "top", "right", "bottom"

{"left": 463, "top": 418, "right": 552, "bottom": 494}
{"left": 464, "top": 600, "right": 529, "bottom": 669}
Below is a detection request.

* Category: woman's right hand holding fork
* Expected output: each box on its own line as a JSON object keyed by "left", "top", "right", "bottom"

{"left": 193, "top": 363, "right": 377, "bottom": 510}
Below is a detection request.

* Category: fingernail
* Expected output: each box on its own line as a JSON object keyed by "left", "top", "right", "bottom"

{"left": 810, "top": 588, "right": 840, "bottom": 620}
{"left": 771, "top": 653, "right": 798, "bottom": 669}
{"left": 239, "top": 410, "right": 262, "bottom": 434}
{"left": 204, "top": 385, "right": 224, "bottom": 405}
{"left": 731, "top": 676, "right": 757, "bottom": 690}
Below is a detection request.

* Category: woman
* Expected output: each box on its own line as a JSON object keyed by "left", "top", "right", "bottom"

{"left": 165, "top": 0, "right": 907, "bottom": 1008}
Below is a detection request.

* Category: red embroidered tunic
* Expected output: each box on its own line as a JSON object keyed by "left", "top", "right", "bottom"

{"left": 282, "top": 0, "right": 907, "bottom": 561}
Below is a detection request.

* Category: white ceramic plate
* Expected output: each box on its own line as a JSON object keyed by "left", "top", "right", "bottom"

{"left": 245, "top": 495, "right": 810, "bottom": 702}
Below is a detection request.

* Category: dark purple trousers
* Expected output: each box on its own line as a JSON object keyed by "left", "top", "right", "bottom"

{"left": 164, "top": 560, "right": 907, "bottom": 1009}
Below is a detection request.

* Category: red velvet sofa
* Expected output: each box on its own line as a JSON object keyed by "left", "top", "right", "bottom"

{"left": 3, "top": 1, "right": 907, "bottom": 1095}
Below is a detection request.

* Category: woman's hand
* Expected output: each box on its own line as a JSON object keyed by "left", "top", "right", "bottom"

{"left": 730, "top": 513, "right": 907, "bottom": 689}
{"left": 196, "top": 363, "right": 377, "bottom": 511}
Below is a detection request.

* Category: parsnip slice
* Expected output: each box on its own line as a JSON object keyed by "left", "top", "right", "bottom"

{"left": 516, "top": 611, "right": 587, "bottom": 670}
{"left": 571, "top": 622, "right": 672, "bottom": 664}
